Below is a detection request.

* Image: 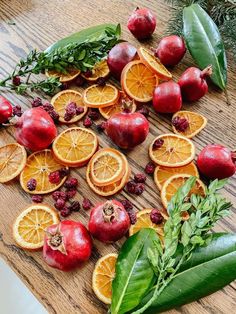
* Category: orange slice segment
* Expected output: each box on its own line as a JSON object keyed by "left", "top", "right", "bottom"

{"left": 13, "top": 204, "right": 59, "bottom": 250}
{"left": 20, "top": 150, "right": 68, "bottom": 194}
{"left": 82, "top": 60, "right": 109, "bottom": 82}
{"left": 52, "top": 127, "right": 98, "bottom": 167}
{"left": 154, "top": 162, "right": 199, "bottom": 190}
{"left": 51, "top": 90, "right": 87, "bottom": 124}
{"left": 0, "top": 143, "right": 27, "bottom": 183}
{"left": 121, "top": 60, "right": 158, "bottom": 102}
{"left": 172, "top": 111, "right": 207, "bottom": 139}
{"left": 92, "top": 253, "right": 117, "bottom": 304}
{"left": 161, "top": 174, "right": 206, "bottom": 209}
{"left": 138, "top": 47, "right": 172, "bottom": 81}
{"left": 46, "top": 68, "right": 80, "bottom": 82}
{"left": 83, "top": 84, "right": 119, "bottom": 108}
{"left": 149, "top": 134, "right": 195, "bottom": 167}
{"left": 129, "top": 209, "right": 168, "bottom": 237}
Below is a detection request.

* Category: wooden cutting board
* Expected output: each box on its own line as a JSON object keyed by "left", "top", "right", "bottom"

{"left": 0, "top": 0, "right": 235, "bottom": 313}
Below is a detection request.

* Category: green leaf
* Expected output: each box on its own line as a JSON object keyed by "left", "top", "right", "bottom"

{"left": 183, "top": 4, "right": 227, "bottom": 90}
{"left": 138, "top": 233, "right": 236, "bottom": 313}
{"left": 111, "top": 229, "right": 159, "bottom": 314}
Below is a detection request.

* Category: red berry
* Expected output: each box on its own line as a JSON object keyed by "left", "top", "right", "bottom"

{"left": 55, "top": 199, "right": 66, "bottom": 210}
{"left": 48, "top": 110, "right": 59, "bottom": 123}
{"left": 128, "top": 210, "right": 137, "bottom": 225}
{"left": 83, "top": 117, "right": 92, "bottom": 128}
{"left": 88, "top": 109, "right": 100, "bottom": 121}
{"left": 134, "top": 173, "right": 146, "bottom": 183}
{"left": 13, "top": 105, "right": 22, "bottom": 117}
{"left": 31, "top": 195, "right": 43, "bottom": 203}
{"left": 42, "top": 102, "right": 54, "bottom": 112}
{"left": 134, "top": 183, "right": 145, "bottom": 195}
{"left": 31, "top": 97, "right": 43, "bottom": 108}
{"left": 60, "top": 82, "right": 69, "bottom": 90}
{"left": 150, "top": 209, "right": 163, "bottom": 224}
{"left": 97, "top": 121, "right": 107, "bottom": 132}
{"left": 64, "top": 178, "right": 78, "bottom": 189}
{"left": 27, "top": 178, "right": 37, "bottom": 191}
{"left": 97, "top": 77, "right": 106, "bottom": 86}
{"left": 69, "top": 201, "right": 80, "bottom": 212}
{"left": 66, "top": 102, "right": 77, "bottom": 116}
{"left": 59, "top": 168, "right": 70, "bottom": 178}
{"left": 145, "top": 162, "right": 155, "bottom": 175}
{"left": 83, "top": 70, "right": 92, "bottom": 78}
{"left": 82, "top": 198, "right": 92, "bottom": 210}
{"left": 48, "top": 171, "right": 61, "bottom": 184}
{"left": 120, "top": 199, "right": 133, "bottom": 211}
{"left": 74, "top": 76, "right": 85, "bottom": 87}
{"left": 76, "top": 107, "right": 84, "bottom": 115}
{"left": 52, "top": 191, "right": 68, "bottom": 201}
{"left": 66, "top": 189, "right": 76, "bottom": 199}
{"left": 12, "top": 76, "right": 21, "bottom": 86}
{"left": 126, "top": 180, "right": 136, "bottom": 194}
{"left": 60, "top": 206, "right": 71, "bottom": 217}
{"left": 153, "top": 139, "right": 164, "bottom": 150}
{"left": 172, "top": 116, "right": 189, "bottom": 132}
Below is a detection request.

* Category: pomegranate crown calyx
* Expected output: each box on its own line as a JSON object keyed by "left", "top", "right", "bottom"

{"left": 46, "top": 224, "right": 67, "bottom": 255}
{"left": 121, "top": 98, "right": 134, "bottom": 113}
{"left": 102, "top": 201, "right": 119, "bottom": 223}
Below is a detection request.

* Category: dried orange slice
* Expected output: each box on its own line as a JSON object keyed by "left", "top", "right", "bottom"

{"left": 51, "top": 90, "right": 87, "bottom": 124}
{"left": 89, "top": 148, "right": 125, "bottom": 186}
{"left": 20, "top": 150, "right": 68, "bottom": 194}
{"left": 138, "top": 47, "right": 172, "bottom": 81}
{"left": 154, "top": 162, "right": 199, "bottom": 190}
{"left": 46, "top": 68, "right": 80, "bottom": 82}
{"left": 0, "top": 143, "right": 27, "bottom": 183}
{"left": 129, "top": 209, "right": 168, "bottom": 237}
{"left": 172, "top": 111, "right": 207, "bottom": 139}
{"left": 82, "top": 60, "right": 109, "bottom": 82}
{"left": 99, "top": 92, "right": 137, "bottom": 119}
{"left": 92, "top": 253, "right": 117, "bottom": 304}
{"left": 149, "top": 134, "right": 195, "bottom": 167}
{"left": 13, "top": 204, "right": 59, "bottom": 250}
{"left": 161, "top": 174, "right": 206, "bottom": 209}
{"left": 52, "top": 127, "right": 98, "bottom": 167}
{"left": 83, "top": 84, "right": 119, "bottom": 108}
{"left": 121, "top": 60, "right": 158, "bottom": 102}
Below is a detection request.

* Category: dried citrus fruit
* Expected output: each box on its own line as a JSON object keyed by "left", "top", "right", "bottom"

{"left": 92, "top": 253, "right": 117, "bottom": 304}
{"left": 20, "top": 149, "right": 68, "bottom": 194}
{"left": 51, "top": 90, "right": 87, "bottom": 124}
{"left": 13, "top": 204, "right": 59, "bottom": 250}
{"left": 149, "top": 134, "right": 195, "bottom": 167}
{"left": 90, "top": 148, "right": 125, "bottom": 186}
{"left": 82, "top": 60, "right": 109, "bottom": 82}
{"left": 99, "top": 92, "right": 137, "bottom": 119}
{"left": 45, "top": 68, "right": 80, "bottom": 82}
{"left": 121, "top": 60, "right": 158, "bottom": 102}
{"left": 138, "top": 47, "right": 172, "bottom": 81}
{"left": 161, "top": 174, "right": 206, "bottom": 208}
{"left": 52, "top": 127, "right": 98, "bottom": 167}
{"left": 172, "top": 111, "right": 207, "bottom": 139}
{"left": 83, "top": 84, "right": 119, "bottom": 108}
{"left": 0, "top": 143, "right": 27, "bottom": 183}
{"left": 154, "top": 162, "right": 199, "bottom": 190}
{"left": 129, "top": 209, "right": 168, "bottom": 237}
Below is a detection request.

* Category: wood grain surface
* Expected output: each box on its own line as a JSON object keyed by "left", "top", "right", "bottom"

{"left": 0, "top": 1, "right": 236, "bottom": 313}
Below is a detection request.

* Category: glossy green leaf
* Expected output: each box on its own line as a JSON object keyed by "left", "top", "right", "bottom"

{"left": 138, "top": 233, "right": 236, "bottom": 313}
{"left": 183, "top": 4, "right": 227, "bottom": 90}
{"left": 111, "top": 229, "right": 159, "bottom": 314}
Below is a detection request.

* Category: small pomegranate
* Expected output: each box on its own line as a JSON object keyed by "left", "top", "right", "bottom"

{"left": 15, "top": 107, "right": 57, "bottom": 151}
{"left": 43, "top": 220, "right": 92, "bottom": 271}
{"left": 178, "top": 66, "right": 212, "bottom": 102}
{"left": 88, "top": 200, "right": 130, "bottom": 243}
{"left": 107, "top": 42, "right": 137, "bottom": 79}
{"left": 0, "top": 96, "right": 13, "bottom": 124}
{"left": 155, "top": 35, "right": 186, "bottom": 67}
{"left": 127, "top": 7, "right": 156, "bottom": 40}
{"left": 153, "top": 81, "right": 182, "bottom": 113}
{"left": 197, "top": 144, "right": 236, "bottom": 179}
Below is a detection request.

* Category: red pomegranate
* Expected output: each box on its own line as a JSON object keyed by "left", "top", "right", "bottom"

{"left": 43, "top": 220, "right": 92, "bottom": 271}
{"left": 0, "top": 96, "right": 13, "bottom": 124}
{"left": 197, "top": 144, "right": 236, "bottom": 179}
{"left": 15, "top": 107, "right": 57, "bottom": 151}
{"left": 88, "top": 200, "right": 130, "bottom": 243}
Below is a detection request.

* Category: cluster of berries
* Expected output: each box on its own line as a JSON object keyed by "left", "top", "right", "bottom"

{"left": 31, "top": 97, "right": 59, "bottom": 123}
{"left": 126, "top": 173, "right": 146, "bottom": 196}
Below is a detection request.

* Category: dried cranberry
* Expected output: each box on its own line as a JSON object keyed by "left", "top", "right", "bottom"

{"left": 83, "top": 117, "right": 92, "bottom": 128}
{"left": 88, "top": 109, "right": 100, "bottom": 121}
{"left": 126, "top": 180, "right": 136, "bottom": 194}
{"left": 48, "top": 171, "right": 61, "bottom": 184}
{"left": 64, "top": 178, "right": 78, "bottom": 189}
{"left": 150, "top": 209, "right": 163, "bottom": 224}
{"left": 60, "top": 206, "right": 71, "bottom": 217}
{"left": 66, "top": 102, "right": 77, "bottom": 116}
{"left": 137, "top": 106, "right": 149, "bottom": 118}
{"left": 68, "top": 201, "right": 80, "bottom": 212}
{"left": 172, "top": 116, "right": 189, "bottom": 132}
{"left": 97, "top": 77, "right": 106, "bottom": 86}
{"left": 31, "top": 195, "right": 43, "bottom": 203}
{"left": 59, "top": 168, "right": 70, "bottom": 179}
{"left": 13, "top": 105, "right": 22, "bottom": 117}
{"left": 134, "top": 173, "right": 146, "bottom": 183}
{"left": 74, "top": 76, "right": 85, "bottom": 86}
{"left": 31, "top": 97, "right": 42, "bottom": 108}
{"left": 120, "top": 199, "right": 133, "bottom": 211}
{"left": 52, "top": 191, "right": 68, "bottom": 201}
{"left": 48, "top": 110, "right": 59, "bottom": 123}
{"left": 153, "top": 139, "right": 164, "bottom": 149}
{"left": 82, "top": 198, "right": 93, "bottom": 210}
{"left": 128, "top": 210, "right": 137, "bottom": 225}
{"left": 66, "top": 189, "right": 76, "bottom": 199}
{"left": 134, "top": 183, "right": 145, "bottom": 195}
{"left": 55, "top": 198, "right": 66, "bottom": 210}
{"left": 64, "top": 112, "right": 73, "bottom": 121}
{"left": 83, "top": 70, "right": 92, "bottom": 78}
{"left": 76, "top": 107, "right": 84, "bottom": 115}
{"left": 27, "top": 178, "right": 37, "bottom": 191}
{"left": 12, "top": 76, "right": 21, "bottom": 86}
{"left": 97, "top": 121, "right": 107, "bottom": 132}
{"left": 42, "top": 102, "right": 54, "bottom": 112}
{"left": 145, "top": 162, "right": 155, "bottom": 175}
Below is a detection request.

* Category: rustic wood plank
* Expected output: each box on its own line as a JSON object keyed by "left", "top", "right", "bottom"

{"left": 0, "top": 0, "right": 235, "bottom": 313}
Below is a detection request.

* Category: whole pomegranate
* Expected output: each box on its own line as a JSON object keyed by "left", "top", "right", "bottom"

{"left": 106, "top": 104, "right": 149, "bottom": 149}
{"left": 0, "top": 96, "right": 13, "bottom": 124}
{"left": 107, "top": 42, "right": 137, "bottom": 79}
{"left": 155, "top": 35, "right": 186, "bottom": 67}
{"left": 88, "top": 200, "right": 130, "bottom": 243}
{"left": 197, "top": 144, "right": 236, "bottom": 179}
{"left": 15, "top": 107, "right": 57, "bottom": 151}
{"left": 153, "top": 81, "right": 182, "bottom": 113}
{"left": 178, "top": 66, "right": 212, "bottom": 102}
{"left": 43, "top": 220, "right": 92, "bottom": 271}
{"left": 127, "top": 7, "right": 156, "bottom": 40}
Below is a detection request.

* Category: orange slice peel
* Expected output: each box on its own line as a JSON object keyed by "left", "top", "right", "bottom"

{"left": 46, "top": 68, "right": 80, "bottom": 83}
{"left": 83, "top": 84, "right": 119, "bottom": 108}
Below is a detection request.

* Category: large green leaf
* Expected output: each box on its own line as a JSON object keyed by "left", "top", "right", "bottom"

{"left": 46, "top": 24, "right": 118, "bottom": 53}
{"left": 138, "top": 233, "right": 236, "bottom": 313}
{"left": 111, "top": 229, "right": 159, "bottom": 314}
{"left": 183, "top": 4, "right": 227, "bottom": 90}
